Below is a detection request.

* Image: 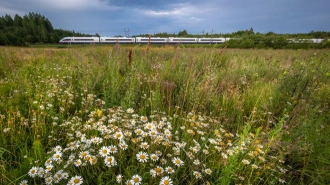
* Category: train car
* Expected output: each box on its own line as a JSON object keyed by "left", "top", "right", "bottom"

{"left": 135, "top": 37, "right": 168, "bottom": 44}
{"left": 198, "top": 37, "right": 226, "bottom": 44}
{"left": 59, "top": 37, "right": 99, "bottom": 44}
{"left": 168, "top": 37, "right": 198, "bottom": 44}
{"left": 100, "top": 37, "right": 135, "bottom": 44}
{"left": 311, "top": 38, "right": 324, "bottom": 44}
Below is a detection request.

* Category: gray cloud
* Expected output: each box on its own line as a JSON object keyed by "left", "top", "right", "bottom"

{"left": 0, "top": 0, "right": 329, "bottom": 36}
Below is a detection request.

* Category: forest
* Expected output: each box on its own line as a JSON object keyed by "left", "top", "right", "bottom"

{"left": 0, "top": 12, "right": 91, "bottom": 46}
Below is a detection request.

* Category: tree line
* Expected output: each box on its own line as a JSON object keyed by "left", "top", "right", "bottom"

{"left": 134, "top": 29, "right": 330, "bottom": 49}
{"left": 1, "top": 12, "right": 330, "bottom": 48}
{"left": 0, "top": 12, "right": 91, "bottom": 46}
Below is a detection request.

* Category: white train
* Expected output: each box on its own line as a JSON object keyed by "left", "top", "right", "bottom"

{"left": 59, "top": 36, "right": 326, "bottom": 45}
{"left": 59, "top": 37, "right": 231, "bottom": 44}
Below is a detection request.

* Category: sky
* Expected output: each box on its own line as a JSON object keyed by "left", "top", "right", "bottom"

{"left": 1, "top": 0, "right": 330, "bottom": 36}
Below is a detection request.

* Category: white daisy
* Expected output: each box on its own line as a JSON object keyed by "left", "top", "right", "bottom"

{"left": 165, "top": 166, "right": 175, "bottom": 174}
{"left": 104, "top": 156, "right": 117, "bottom": 167}
{"left": 69, "top": 175, "right": 83, "bottom": 185}
{"left": 131, "top": 174, "right": 142, "bottom": 185}
{"left": 242, "top": 159, "right": 250, "bottom": 165}
{"left": 19, "top": 180, "right": 28, "bottom": 185}
{"left": 99, "top": 146, "right": 110, "bottom": 157}
{"left": 193, "top": 171, "right": 202, "bottom": 179}
{"left": 136, "top": 151, "right": 149, "bottom": 163}
{"left": 109, "top": 145, "right": 118, "bottom": 154}
{"left": 150, "top": 154, "right": 159, "bottom": 162}
{"left": 159, "top": 176, "right": 173, "bottom": 185}
{"left": 116, "top": 174, "right": 123, "bottom": 183}
{"left": 172, "top": 157, "right": 184, "bottom": 167}
{"left": 204, "top": 168, "right": 212, "bottom": 175}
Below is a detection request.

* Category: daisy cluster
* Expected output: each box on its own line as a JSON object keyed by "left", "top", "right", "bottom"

{"left": 21, "top": 102, "right": 289, "bottom": 184}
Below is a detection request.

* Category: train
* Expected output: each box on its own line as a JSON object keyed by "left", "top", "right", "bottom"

{"left": 59, "top": 37, "right": 231, "bottom": 44}
{"left": 59, "top": 36, "right": 327, "bottom": 44}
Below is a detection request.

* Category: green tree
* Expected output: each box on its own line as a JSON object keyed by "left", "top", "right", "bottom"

{"left": 178, "top": 29, "right": 188, "bottom": 37}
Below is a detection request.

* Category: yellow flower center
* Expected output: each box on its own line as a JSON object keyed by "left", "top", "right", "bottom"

{"left": 140, "top": 154, "right": 145, "bottom": 159}
{"left": 164, "top": 180, "right": 169, "bottom": 185}
{"left": 175, "top": 159, "right": 181, "bottom": 164}
{"left": 133, "top": 177, "right": 139, "bottom": 183}
{"left": 156, "top": 168, "right": 162, "bottom": 173}
{"left": 74, "top": 178, "right": 80, "bottom": 183}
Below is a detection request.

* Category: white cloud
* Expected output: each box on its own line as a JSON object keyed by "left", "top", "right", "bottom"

{"left": 34, "top": 0, "right": 119, "bottom": 11}
{"left": 0, "top": 5, "right": 26, "bottom": 16}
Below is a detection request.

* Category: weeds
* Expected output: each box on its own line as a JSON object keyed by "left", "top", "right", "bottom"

{"left": 0, "top": 46, "right": 329, "bottom": 184}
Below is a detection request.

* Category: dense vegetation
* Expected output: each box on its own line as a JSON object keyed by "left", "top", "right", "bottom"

{"left": 0, "top": 45, "right": 329, "bottom": 184}
{"left": 0, "top": 13, "right": 92, "bottom": 46}
{"left": 135, "top": 29, "right": 330, "bottom": 49}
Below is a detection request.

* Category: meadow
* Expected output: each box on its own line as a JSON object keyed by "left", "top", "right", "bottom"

{"left": 0, "top": 45, "right": 329, "bottom": 185}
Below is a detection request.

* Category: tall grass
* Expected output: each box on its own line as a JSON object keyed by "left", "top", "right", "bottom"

{"left": 0, "top": 46, "right": 329, "bottom": 184}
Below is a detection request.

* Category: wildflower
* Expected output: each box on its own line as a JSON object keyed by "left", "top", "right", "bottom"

{"left": 140, "top": 116, "right": 148, "bottom": 122}
{"left": 74, "top": 159, "right": 82, "bottom": 167}
{"left": 203, "top": 149, "right": 209, "bottom": 154}
{"left": 238, "top": 176, "right": 245, "bottom": 180}
{"left": 3, "top": 127, "right": 10, "bottom": 133}
{"left": 135, "top": 128, "right": 144, "bottom": 136}
{"left": 91, "top": 137, "right": 103, "bottom": 145}
{"left": 279, "top": 178, "right": 286, "bottom": 184}
{"left": 99, "top": 146, "right": 110, "bottom": 157}
{"left": 116, "top": 174, "right": 123, "bottom": 183}
{"left": 242, "top": 159, "right": 250, "bottom": 165}
{"left": 79, "top": 151, "right": 89, "bottom": 159}
{"left": 193, "top": 159, "right": 200, "bottom": 165}
{"left": 62, "top": 172, "right": 69, "bottom": 179}
{"left": 119, "top": 141, "right": 128, "bottom": 150}
{"left": 52, "top": 152, "right": 62, "bottom": 161}
{"left": 45, "top": 164, "right": 53, "bottom": 172}
{"left": 104, "top": 156, "right": 117, "bottom": 167}
{"left": 150, "top": 169, "right": 156, "bottom": 177}
{"left": 155, "top": 150, "right": 162, "bottom": 156}
{"left": 69, "top": 175, "right": 83, "bottom": 185}
{"left": 165, "top": 166, "right": 175, "bottom": 174}
{"left": 193, "top": 171, "right": 202, "bottom": 179}
{"left": 114, "top": 131, "right": 124, "bottom": 140}
{"left": 204, "top": 168, "right": 212, "bottom": 175}
{"left": 109, "top": 145, "right": 118, "bottom": 154}
{"left": 150, "top": 154, "right": 159, "bottom": 162}
{"left": 45, "top": 176, "right": 53, "bottom": 185}
{"left": 136, "top": 151, "right": 149, "bottom": 163}
{"left": 126, "top": 108, "right": 134, "bottom": 113}
{"left": 164, "top": 129, "right": 172, "bottom": 137}
{"left": 132, "top": 174, "right": 142, "bottom": 185}
{"left": 155, "top": 166, "right": 164, "bottom": 176}
{"left": 19, "top": 180, "right": 28, "bottom": 185}
{"left": 159, "top": 176, "right": 173, "bottom": 185}
{"left": 37, "top": 167, "right": 45, "bottom": 177}
{"left": 160, "top": 158, "right": 167, "bottom": 164}
{"left": 172, "top": 157, "right": 184, "bottom": 167}
{"left": 144, "top": 123, "right": 155, "bottom": 130}
{"left": 252, "top": 164, "right": 259, "bottom": 169}
{"left": 89, "top": 155, "right": 98, "bottom": 165}
{"left": 126, "top": 180, "right": 134, "bottom": 185}
{"left": 54, "top": 145, "right": 62, "bottom": 152}
{"left": 54, "top": 170, "right": 64, "bottom": 181}
{"left": 140, "top": 142, "right": 150, "bottom": 150}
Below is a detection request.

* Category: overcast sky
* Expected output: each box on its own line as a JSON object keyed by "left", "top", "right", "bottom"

{"left": 1, "top": 0, "right": 330, "bottom": 36}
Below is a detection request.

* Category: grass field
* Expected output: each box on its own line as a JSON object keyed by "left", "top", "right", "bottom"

{"left": 0, "top": 45, "right": 329, "bottom": 185}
